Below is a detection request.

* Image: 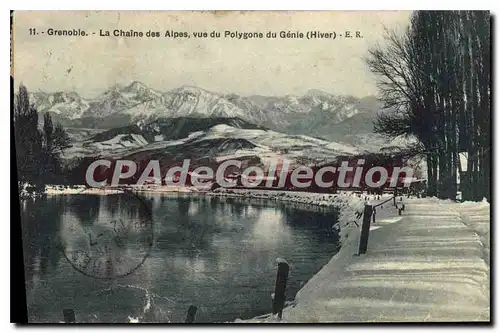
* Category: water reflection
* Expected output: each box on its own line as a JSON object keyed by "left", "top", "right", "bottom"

{"left": 21, "top": 194, "right": 340, "bottom": 323}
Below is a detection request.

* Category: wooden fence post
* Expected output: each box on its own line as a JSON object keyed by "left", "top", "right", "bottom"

{"left": 358, "top": 204, "right": 373, "bottom": 255}
{"left": 185, "top": 305, "right": 197, "bottom": 323}
{"left": 272, "top": 259, "right": 289, "bottom": 320}
{"left": 63, "top": 309, "right": 75, "bottom": 323}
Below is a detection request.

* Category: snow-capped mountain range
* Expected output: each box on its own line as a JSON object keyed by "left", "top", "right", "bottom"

{"left": 30, "top": 91, "right": 90, "bottom": 120}
{"left": 27, "top": 81, "right": 421, "bottom": 180}
{"left": 30, "top": 81, "right": 383, "bottom": 142}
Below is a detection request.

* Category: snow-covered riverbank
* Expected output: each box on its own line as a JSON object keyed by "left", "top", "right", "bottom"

{"left": 236, "top": 197, "right": 490, "bottom": 323}
{"left": 44, "top": 185, "right": 202, "bottom": 195}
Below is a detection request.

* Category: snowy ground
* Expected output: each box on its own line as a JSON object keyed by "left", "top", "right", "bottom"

{"left": 45, "top": 185, "right": 202, "bottom": 195}
{"left": 234, "top": 196, "right": 490, "bottom": 323}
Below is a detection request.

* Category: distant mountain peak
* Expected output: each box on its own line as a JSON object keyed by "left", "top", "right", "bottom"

{"left": 304, "top": 89, "right": 331, "bottom": 98}
{"left": 28, "top": 90, "right": 89, "bottom": 119}
{"left": 173, "top": 85, "right": 218, "bottom": 96}
{"left": 123, "top": 81, "right": 150, "bottom": 92}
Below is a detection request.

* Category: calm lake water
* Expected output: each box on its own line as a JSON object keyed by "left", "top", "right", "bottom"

{"left": 21, "top": 193, "right": 340, "bottom": 323}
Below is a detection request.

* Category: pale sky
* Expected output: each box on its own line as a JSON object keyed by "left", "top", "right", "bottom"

{"left": 13, "top": 11, "right": 411, "bottom": 98}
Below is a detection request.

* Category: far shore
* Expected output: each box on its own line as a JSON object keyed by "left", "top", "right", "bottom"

{"left": 44, "top": 185, "right": 210, "bottom": 195}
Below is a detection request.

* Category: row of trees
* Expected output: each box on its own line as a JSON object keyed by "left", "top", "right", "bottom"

{"left": 367, "top": 11, "right": 490, "bottom": 201}
{"left": 14, "top": 85, "right": 70, "bottom": 196}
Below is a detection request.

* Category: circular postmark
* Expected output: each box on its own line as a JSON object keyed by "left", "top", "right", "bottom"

{"left": 61, "top": 187, "right": 154, "bottom": 280}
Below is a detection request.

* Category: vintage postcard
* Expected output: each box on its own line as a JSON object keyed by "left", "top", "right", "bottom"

{"left": 11, "top": 10, "right": 491, "bottom": 323}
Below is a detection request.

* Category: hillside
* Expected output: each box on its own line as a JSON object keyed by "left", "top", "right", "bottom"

{"left": 61, "top": 117, "right": 361, "bottom": 181}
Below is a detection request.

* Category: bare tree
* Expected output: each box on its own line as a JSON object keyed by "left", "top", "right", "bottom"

{"left": 366, "top": 11, "right": 490, "bottom": 201}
